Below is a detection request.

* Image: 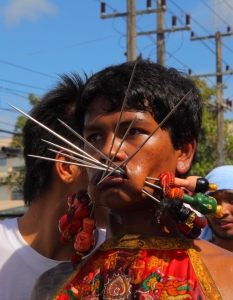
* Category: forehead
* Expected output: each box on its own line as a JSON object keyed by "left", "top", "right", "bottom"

{"left": 210, "top": 190, "right": 233, "bottom": 199}
{"left": 83, "top": 96, "right": 151, "bottom": 127}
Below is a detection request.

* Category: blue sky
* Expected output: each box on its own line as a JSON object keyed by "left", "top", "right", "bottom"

{"left": 0, "top": 0, "right": 233, "bottom": 141}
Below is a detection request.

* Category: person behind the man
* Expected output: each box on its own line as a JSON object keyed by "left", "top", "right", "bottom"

{"left": 31, "top": 59, "right": 233, "bottom": 300}
{"left": 0, "top": 74, "right": 106, "bottom": 300}
{"left": 200, "top": 165, "right": 233, "bottom": 252}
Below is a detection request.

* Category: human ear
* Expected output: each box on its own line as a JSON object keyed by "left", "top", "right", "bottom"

{"left": 176, "top": 140, "right": 196, "bottom": 174}
{"left": 54, "top": 150, "right": 81, "bottom": 184}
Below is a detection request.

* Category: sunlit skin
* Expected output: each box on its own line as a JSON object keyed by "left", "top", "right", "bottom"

{"left": 83, "top": 97, "right": 195, "bottom": 238}
{"left": 207, "top": 189, "right": 233, "bottom": 252}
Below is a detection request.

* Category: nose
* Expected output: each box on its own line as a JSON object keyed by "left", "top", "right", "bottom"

{"left": 100, "top": 135, "right": 127, "bottom": 164}
{"left": 221, "top": 201, "right": 232, "bottom": 217}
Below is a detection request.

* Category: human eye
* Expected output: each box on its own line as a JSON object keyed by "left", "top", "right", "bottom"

{"left": 229, "top": 198, "right": 233, "bottom": 204}
{"left": 86, "top": 134, "right": 102, "bottom": 143}
{"left": 128, "top": 128, "right": 142, "bottom": 136}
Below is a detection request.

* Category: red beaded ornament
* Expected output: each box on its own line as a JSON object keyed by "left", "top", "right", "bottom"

{"left": 58, "top": 190, "right": 96, "bottom": 268}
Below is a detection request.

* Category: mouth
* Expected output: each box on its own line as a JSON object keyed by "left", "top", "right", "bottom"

{"left": 91, "top": 167, "right": 128, "bottom": 186}
{"left": 216, "top": 220, "right": 233, "bottom": 229}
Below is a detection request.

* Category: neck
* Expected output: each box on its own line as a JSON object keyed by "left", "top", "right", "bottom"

{"left": 106, "top": 208, "right": 183, "bottom": 239}
{"left": 212, "top": 237, "right": 233, "bottom": 252}
{"left": 18, "top": 188, "right": 74, "bottom": 261}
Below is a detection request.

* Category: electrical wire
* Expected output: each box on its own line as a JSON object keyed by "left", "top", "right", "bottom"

{"left": 222, "top": 0, "right": 233, "bottom": 11}
{"left": 0, "top": 78, "right": 48, "bottom": 91}
{"left": 200, "top": 0, "right": 230, "bottom": 27}
{"left": 0, "top": 60, "right": 57, "bottom": 80}
{"left": 0, "top": 121, "right": 15, "bottom": 127}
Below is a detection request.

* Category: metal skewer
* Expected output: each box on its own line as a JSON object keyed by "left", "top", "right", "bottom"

{"left": 58, "top": 119, "right": 125, "bottom": 174}
{"left": 97, "top": 89, "right": 192, "bottom": 185}
{"left": 146, "top": 176, "right": 159, "bottom": 181}
{"left": 28, "top": 155, "right": 108, "bottom": 171}
{"left": 145, "top": 181, "right": 162, "bottom": 190}
{"left": 106, "top": 59, "right": 138, "bottom": 161}
{"left": 101, "top": 116, "right": 136, "bottom": 178}
{"left": 142, "top": 189, "right": 160, "bottom": 203}
{"left": 48, "top": 149, "right": 109, "bottom": 169}
{"left": 8, "top": 104, "right": 104, "bottom": 165}
{"left": 42, "top": 139, "right": 118, "bottom": 172}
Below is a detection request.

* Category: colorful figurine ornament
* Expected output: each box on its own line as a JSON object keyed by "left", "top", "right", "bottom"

{"left": 153, "top": 172, "right": 222, "bottom": 238}
{"left": 58, "top": 190, "right": 96, "bottom": 268}
{"left": 59, "top": 173, "right": 223, "bottom": 268}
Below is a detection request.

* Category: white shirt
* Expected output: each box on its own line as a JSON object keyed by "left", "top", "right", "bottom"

{"left": 0, "top": 218, "right": 106, "bottom": 300}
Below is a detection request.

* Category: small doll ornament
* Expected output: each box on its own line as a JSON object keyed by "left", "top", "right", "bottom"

{"left": 74, "top": 217, "right": 95, "bottom": 252}
{"left": 154, "top": 172, "right": 222, "bottom": 239}
{"left": 58, "top": 190, "right": 96, "bottom": 268}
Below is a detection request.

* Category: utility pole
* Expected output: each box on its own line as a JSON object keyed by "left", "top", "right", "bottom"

{"left": 127, "top": 0, "right": 136, "bottom": 61}
{"left": 137, "top": 0, "right": 190, "bottom": 66}
{"left": 156, "top": 0, "right": 165, "bottom": 66}
{"left": 100, "top": 1, "right": 190, "bottom": 65}
{"left": 190, "top": 29, "right": 233, "bottom": 166}
{"left": 101, "top": 0, "right": 136, "bottom": 61}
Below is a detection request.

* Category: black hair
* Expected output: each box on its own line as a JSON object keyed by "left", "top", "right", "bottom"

{"left": 76, "top": 59, "right": 203, "bottom": 152}
{"left": 23, "top": 73, "right": 86, "bottom": 206}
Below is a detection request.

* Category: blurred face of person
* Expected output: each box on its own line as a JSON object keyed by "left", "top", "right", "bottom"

{"left": 207, "top": 190, "right": 233, "bottom": 240}
{"left": 83, "top": 97, "right": 194, "bottom": 212}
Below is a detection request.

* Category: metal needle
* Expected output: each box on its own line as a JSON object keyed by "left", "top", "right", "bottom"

{"left": 27, "top": 155, "right": 108, "bottom": 171}
{"left": 97, "top": 89, "right": 192, "bottom": 185}
{"left": 107, "top": 59, "right": 138, "bottom": 160}
{"left": 142, "top": 189, "right": 160, "bottom": 203}
{"left": 8, "top": 104, "right": 103, "bottom": 165}
{"left": 144, "top": 181, "right": 162, "bottom": 190}
{"left": 58, "top": 119, "right": 125, "bottom": 174}
{"left": 101, "top": 116, "right": 136, "bottom": 178}
{"left": 42, "top": 139, "right": 118, "bottom": 172}
{"left": 48, "top": 149, "right": 109, "bottom": 169}
{"left": 146, "top": 176, "right": 159, "bottom": 181}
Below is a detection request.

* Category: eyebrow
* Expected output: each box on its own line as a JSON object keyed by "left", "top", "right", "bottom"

{"left": 83, "top": 114, "right": 152, "bottom": 134}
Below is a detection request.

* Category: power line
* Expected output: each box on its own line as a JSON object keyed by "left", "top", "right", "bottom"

{"left": 3, "top": 35, "right": 118, "bottom": 60}
{"left": 222, "top": 0, "right": 233, "bottom": 11}
{"left": 0, "top": 78, "right": 48, "bottom": 91}
{"left": 0, "top": 60, "right": 57, "bottom": 80}
{"left": 168, "top": 0, "right": 233, "bottom": 57}
{"left": 0, "top": 121, "right": 15, "bottom": 127}
{"left": 0, "top": 86, "right": 42, "bottom": 97}
{"left": 200, "top": 0, "right": 230, "bottom": 27}
{"left": 0, "top": 88, "right": 30, "bottom": 100}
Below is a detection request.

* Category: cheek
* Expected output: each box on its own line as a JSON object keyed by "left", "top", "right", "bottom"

{"left": 207, "top": 216, "right": 215, "bottom": 226}
{"left": 145, "top": 136, "right": 178, "bottom": 176}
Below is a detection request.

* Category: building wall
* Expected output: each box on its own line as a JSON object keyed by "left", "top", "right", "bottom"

{"left": 0, "top": 138, "right": 24, "bottom": 201}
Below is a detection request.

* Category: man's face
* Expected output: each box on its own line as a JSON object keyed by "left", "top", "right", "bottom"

{"left": 207, "top": 189, "right": 233, "bottom": 240}
{"left": 83, "top": 97, "right": 187, "bottom": 211}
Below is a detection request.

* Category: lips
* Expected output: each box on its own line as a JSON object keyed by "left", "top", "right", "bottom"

{"left": 216, "top": 220, "right": 233, "bottom": 229}
{"left": 90, "top": 167, "right": 128, "bottom": 186}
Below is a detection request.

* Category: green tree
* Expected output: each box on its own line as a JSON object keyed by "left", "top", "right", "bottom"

{"left": 190, "top": 78, "right": 233, "bottom": 176}
{"left": 0, "top": 94, "right": 40, "bottom": 195}
{"left": 11, "top": 94, "right": 40, "bottom": 148}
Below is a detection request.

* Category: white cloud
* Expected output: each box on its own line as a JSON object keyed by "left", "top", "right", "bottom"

{"left": 1, "top": 0, "right": 58, "bottom": 27}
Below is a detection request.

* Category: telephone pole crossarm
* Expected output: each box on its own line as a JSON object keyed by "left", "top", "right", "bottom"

{"left": 190, "top": 30, "right": 233, "bottom": 166}
{"left": 190, "top": 71, "right": 233, "bottom": 78}
{"left": 137, "top": 26, "right": 190, "bottom": 36}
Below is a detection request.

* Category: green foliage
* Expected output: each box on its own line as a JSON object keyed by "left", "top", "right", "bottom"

{"left": 225, "top": 119, "right": 233, "bottom": 163}
{"left": 28, "top": 93, "right": 40, "bottom": 106}
{"left": 0, "top": 95, "right": 40, "bottom": 194}
{"left": 10, "top": 94, "right": 40, "bottom": 148}
{"left": 0, "top": 165, "right": 25, "bottom": 195}
{"left": 190, "top": 78, "right": 233, "bottom": 176}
